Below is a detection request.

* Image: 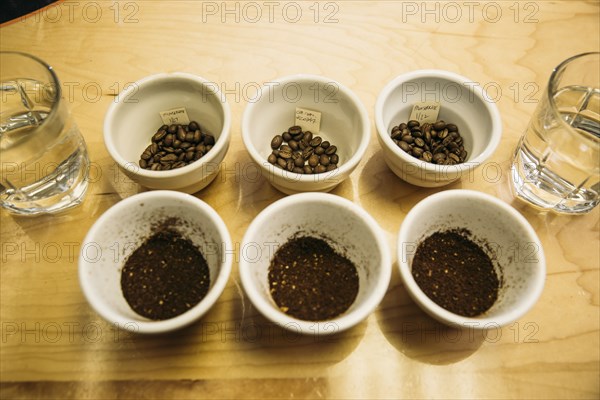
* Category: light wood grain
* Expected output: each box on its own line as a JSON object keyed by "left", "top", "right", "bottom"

{"left": 1, "top": 1, "right": 599, "bottom": 398}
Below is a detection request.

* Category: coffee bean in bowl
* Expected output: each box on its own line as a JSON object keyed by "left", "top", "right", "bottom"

{"left": 268, "top": 126, "right": 339, "bottom": 174}
{"left": 138, "top": 122, "right": 216, "bottom": 171}
{"left": 390, "top": 120, "right": 468, "bottom": 165}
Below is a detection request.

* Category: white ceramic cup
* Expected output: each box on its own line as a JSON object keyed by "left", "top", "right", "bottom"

{"left": 104, "top": 72, "right": 231, "bottom": 193}
{"left": 239, "top": 193, "right": 392, "bottom": 335}
{"left": 79, "top": 191, "right": 233, "bottom": 334}
{"left": 398, "top": 190, "right": 545, "bottom": 328}
{"left": 242, "top": 74, "right": 370, "bottom": 194}
{"left": 375, "top": 70, "right": 502, "bottom": 187}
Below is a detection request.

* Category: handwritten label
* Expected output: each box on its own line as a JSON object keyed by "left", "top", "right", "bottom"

{"left": 409, "top": 102, "right": 441, "bottom": 124}
{"left": 159, "top": 107, "right": 190, "bottom": 125}
{"left": 295, "top": 107, "right": 321, "bottom": 133}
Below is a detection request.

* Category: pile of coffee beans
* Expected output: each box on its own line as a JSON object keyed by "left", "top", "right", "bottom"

{"left": 268, "top": 236, "right": 359, "bottom": 321}
{"left": 411, "top": 229, "right": 500, "bottom": 317}
{"left": 268, "top": 126, "right": 339, "bottom": 174}
{"left": 390, "top": 120, "right": 467, "bottom": 165}
{"left": 139, "top": 121, "right": 216, "bottom": 171}
{"left": 121, "top": 220, "right": 210, "bottom": 320}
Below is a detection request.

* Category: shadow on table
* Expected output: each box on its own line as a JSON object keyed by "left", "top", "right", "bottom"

{"left": 376, "top": 263, "right": 484, "bottom": 365}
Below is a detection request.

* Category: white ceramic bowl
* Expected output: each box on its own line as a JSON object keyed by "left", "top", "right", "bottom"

{"left": 375, "top": 70, "right": 502, "bottom": 187}
{"left": 242, "top": 74, "right": 370, "bottom": 194}
{"left": 239, "top": 193, "right": 391, "bottom": 335}
{"left": 79, "top": 191, "right": 233, "bottom": 334}
{"left": 104, "top": 73, "right": 231, "bottom": 193}
{"left": 398, "top": 190, "right": 545, "bottom": 328}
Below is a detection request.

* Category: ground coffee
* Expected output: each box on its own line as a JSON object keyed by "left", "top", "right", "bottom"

{"left": 411, "top": 230, "right": 499, "bottom": 317}
{"left": 121, "top": 229, "right": 210, "bottom": 320}
{"left": 268, "top": 236, "right": 359, "bottom": 321}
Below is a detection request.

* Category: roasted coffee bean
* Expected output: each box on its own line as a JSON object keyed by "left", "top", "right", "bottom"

{"left": 164, "top": 134, "right": 174, "bottom": 146}
{"left": 292, "top": 132, "right": 304, "bottom": 141}
{"left": 193, "top": 130, "right": 202, "bottom": 143}
{"left": 308, "top": 154, "right": 319, "bottom": 168}
{"left": 292, "top": 167, "right": 304, "bottom": 174}
{"left": 423, "top": 151, "right": 433, "bottom": 162}
{"left": 310, "top": 136, "right": 322, "bottom": 147}
{"left": 442, "top": 136, "right": 454, "bottom": 147}
{"left": 162, "top": 153, "right": 178, "bottom": 162}
{"left": 433, "top": 153, "right": 446, "bottom": 163}
{"left": 178, "top": 153, "right": 186, "bottom": 161}
{"left": 437, "top": 129, "right": 449, "bottom": 139}
{"left": 411, "top": 129, "right": 423, "bottom": 138}
{"left": 152, "top": 129, "right": 167, "bottom": 142}
{"left": 180, "top": 142, "right": 192, "bottom": 150}
{"left": 286, "top": 159, "right": 295, "bottom": 172}
{"left": 141, "top": 151, "right": 152, "bottom": 160}
{"left": 185, "top": 150, "right": 195, "bottom": 161}
{"left": 407, "top": 120, "right": 420, "bottom": 128}
{"left": 326, "top": 164, "right": 337, "bottom": 172}
{"left": 168, "top": 124, "right": 178, "bottom": 134}
{"left": 319, "top": 155, "right": 330, "bottom": 166}
{"left": 172, "top": 161, "right": 187, "bottom": 169}
{"left": 329, "top": 154, "right": 339, "bottom": 165}
{"left": 173, "top": 140, "right": 182, "bottom": 149}
{"left": 298, "top": 141, "right": 307, "bottom": 150}
{"left": 288, "top": 125, "right": 302, "bottom": 135}
{"left": 448, "top": 153, "right": 461, "bottom": 163}
{"left": 314, "top": 146, "right": 325, "bottom": 155}
{"left": 276, "top": 157, "right": 287, "bottom": 169}
{"left": 315, "top": 165, "right": 327, "bottom": 174}
{"left": 184, "top": 132, "right": 194, "bottom": 142}
{"left": 151, "top": 163, "right": 160, "bottom": 170}
{"left": 302, "top": 131, "right": 313, "bottom": 143}
{"left": 188, "top": 121, "right": 200, "bottom": 131}
{"left": 294, "top": 155, "right": 305, "bottom": 168}
{"left": 268, "top": 153, "right": 277, "bottom": 164}
{"left": 414, "top": 138, "right": 425, "bottom": 148}
{"left": 302, "top": 147, "right": 314, "bottom": 159}
{"left": 303, "top": 165, "right": 313, "bottom": 174}
{"left": 271, "top": 135, "right": 283, "bottom": 149}
{"left": 161, "top": 163, "right": 171, "bottom": 170}
{"left": 279, "top": 148, "right": 292, "bottom": 159}
{"left": 412, "top": 147, "right": 424, "bottom": 157}
{"left": 460, "top": 150, "right": 468, "bottom": 160}
{"left": 399, "top": 141, "right": 410, "bottom": 152}
{"left": 177, "top": 127, "right": 187, "bottom": 142}
{"left": 433, "top": 121, "right": 446, "bottom": 130}
{"left": 289, "top": 140, "right": 299, "bottom": 150}
{"left": 391, "top": 130, "right": 404, "bottom": 140}
{"left": 139, "top": 159, "right": 148, "bottom": 168}
{"left": 204, "top": 135, "right": 215, "bottom": 146}
{"left": 402, "top": 135, "right": 414, "bottom": 144}
{"left": 320, "top": 141, "right": 330, "bottom": 149}
{"left": 282, "top": 132, "right": 292, "bottom": 141}
{"left": 446, "top": 123, "right": 458, "bottom": 132}
{"left": 325, "top": 145, "right": 337, "bottom": 155}
{"left": 196, "top": 144, "right": 207, "bottom": 153}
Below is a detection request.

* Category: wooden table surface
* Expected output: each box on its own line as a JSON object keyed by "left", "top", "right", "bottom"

{"left": 1, "top": 1, "right": 599, "bottom": 399}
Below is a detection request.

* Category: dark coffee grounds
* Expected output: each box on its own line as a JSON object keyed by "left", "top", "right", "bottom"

{"left": 411, "top": 230, "right": 499, "bottom": 317}
{"left": 268, "top": 236, "right": 359, "bottom": 321}
{"left": 121, "top": 230, "right": 210, "bottom": 320}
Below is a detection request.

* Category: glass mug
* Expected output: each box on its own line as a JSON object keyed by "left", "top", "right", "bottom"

{"left": 511, "top": 52, "right": 600, "bottom": 214}
{"left": 0, "top": 52, "right": 89, "bottom": 215}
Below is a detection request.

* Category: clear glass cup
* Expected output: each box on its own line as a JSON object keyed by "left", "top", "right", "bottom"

{"left": 511, "top": 52, "right": 600, "bottom": 214}
{"left": 1, "top": 52, "right": 90, "bottom": 215}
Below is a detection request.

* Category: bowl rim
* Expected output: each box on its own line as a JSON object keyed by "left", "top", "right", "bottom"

{"left": 78, "top": 190, "right": 233, "bottom": 334}
{"left": 241, "top": 73, "right": 371, "bottom": 183}
{"left": 397, "top": 189, "right": 546, "bottom": 328}
{"left": 375, "top": 69, "right": 502, "bottom": 174}
{"left": 239, "top": 192, "right": 392, "bottom": 335}
{"left": 103, "top": 72, "right": 232, "bottom": 179}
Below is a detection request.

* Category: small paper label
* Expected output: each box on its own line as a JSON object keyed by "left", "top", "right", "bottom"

{"left": 295, "top": 107, "right": 321, "bottom": 133}
{"left": 409, "top": 102, "right": 441, "bottom": 123}
{"left": 159, "top": 107, "right": 190, "bottom": 125}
